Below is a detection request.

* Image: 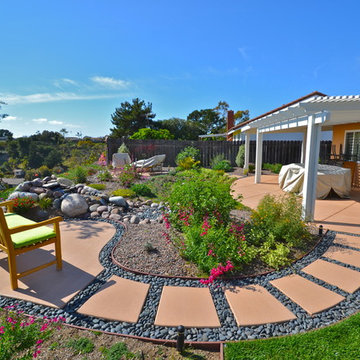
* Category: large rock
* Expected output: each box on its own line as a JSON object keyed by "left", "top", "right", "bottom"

{"left": 112, "top": 153, "right": 131, "bottom": 168}
{"left": 57, "top": 177, "right": 74, "bottom": 188}
{"left": 61, "top": 194, "right": 88, "bottom": 217}
{"left": 15, "top": 181, "right": 32, "bottom": 192}
{"left": 8, "top": 191, "right": 39, "bottom": 201}
{"left": 109, "top": 196, "right": 129, "bottom": 209}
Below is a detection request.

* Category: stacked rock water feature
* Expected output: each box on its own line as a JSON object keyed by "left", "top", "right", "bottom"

{"left": 8, "top": 175, "right": 164, "bottom": 223}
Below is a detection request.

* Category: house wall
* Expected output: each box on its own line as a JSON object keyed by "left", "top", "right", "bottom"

{"left": 332, "top": 122, "right": 360, "bottom": 187}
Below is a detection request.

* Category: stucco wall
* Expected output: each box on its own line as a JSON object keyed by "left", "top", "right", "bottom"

{"left": 332, "top": 123, "right": 360, "bottom": 187}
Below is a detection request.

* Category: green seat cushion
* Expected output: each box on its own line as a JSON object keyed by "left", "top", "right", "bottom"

{"left": 5, "top": 213, "right": 56, "bottom": 249}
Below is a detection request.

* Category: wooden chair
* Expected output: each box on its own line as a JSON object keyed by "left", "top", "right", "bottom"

{"left": 0, "top": 200, "right": 63, "bottom": 290}
{"left": 342, "top": 161, "right": 357, "bottom": 187}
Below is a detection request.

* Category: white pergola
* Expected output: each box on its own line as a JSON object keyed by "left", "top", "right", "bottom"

{"left": 231, "top": 94, "right": 360, "bottom": 221}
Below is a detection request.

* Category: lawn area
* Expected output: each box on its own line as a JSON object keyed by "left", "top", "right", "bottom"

{"left": 224, "top": 311, "right": 360, "bottom": 360}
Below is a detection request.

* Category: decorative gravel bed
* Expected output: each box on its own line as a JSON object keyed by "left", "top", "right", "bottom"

{"left": 2, "top": 216, "right": 360, "bottom": 344}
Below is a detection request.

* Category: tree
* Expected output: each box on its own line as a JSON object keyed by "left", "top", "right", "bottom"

{"left": 59, "top": 128, "right": 69, "bottom": 137}
{"left": 187, "top": 109, "right": 225, "bottom": 135}
{"left": 234, "top": 109, "right": 250, "bottom": 124}
{"left": 0, "top": 129, "right": 13, "bottom": 140}
{"left": 154, "top": 118, "right": 204, "bottom": 140}
{"left": 0, "top": 101, "right": 8, "bottom": 120}
{"left": 130, "top": 128, "right": 174, "bottom": 140}
{"left": 110, "top": 98, "right": 156, "bottom": 137}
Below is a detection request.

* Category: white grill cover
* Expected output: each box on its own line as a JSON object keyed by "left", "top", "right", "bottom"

{"left": 279, "top": 163, "right": 351, "bottom": 199}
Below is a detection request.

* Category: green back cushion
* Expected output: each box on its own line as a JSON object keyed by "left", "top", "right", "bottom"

{"left": 5, "top": 213, "right": 56, "bottom": 249}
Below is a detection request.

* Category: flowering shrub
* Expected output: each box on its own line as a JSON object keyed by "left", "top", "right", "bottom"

{"left": 13, "top": 197, "right": 36, "bottom": 214}
{"left": 97, "top": 153, "right": 107, "bottom": 166}
{"left": 117, "top": 165, "right": 141, "bottom": 187}
{"left": 0, "top": 306, "right": 64, "bottom": 360}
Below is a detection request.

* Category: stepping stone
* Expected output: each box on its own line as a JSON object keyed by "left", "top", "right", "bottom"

{"left": 154, "top": 286, "right": 220, "bottom": 328}
{"left": 225, "top": 284, "right": 296, "bottom": 326}
{"left": 323, "top": 246, "right": 360, "bottom": 268}
{"left": 334, "top": 234, "right": 360, "bottom": 249}
{"left": 78, "top": 276, "right": 149, "bottom": 323}
{"left": 270, "top": 275, "right": 345, "bottom": 315}
{"left": 302, "top": 259, "right": 360, "bottom": 293}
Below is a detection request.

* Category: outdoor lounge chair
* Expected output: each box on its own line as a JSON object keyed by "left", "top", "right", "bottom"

{"left": 131, "top": 154, "right": 166, "bottom": 172}
{"left": 0, "top": 200, "right": 63, "bottom": 290}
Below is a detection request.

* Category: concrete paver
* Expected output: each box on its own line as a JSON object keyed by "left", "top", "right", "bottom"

{"left": 270, "top": 274, "right": 345, "bottom": 315}
{"left": 225, "top": 284, "right": 296, "bottom": 326}
{"left": 154, "top": 286, "right": 221, "bottom": 328}
{"left": 302, "top": 259, "right": 360, "bottom": 293}
{"left": 334, "top": 233, "right": 360, "bottom": 249}
{"left": 323, "top": 246, "right": 360, "bottom": 268}
{"left": 78, "top": 276, "right": 150, "bottom": 323}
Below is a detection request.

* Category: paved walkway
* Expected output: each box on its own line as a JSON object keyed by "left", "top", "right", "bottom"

{"left": 1, "top": 178, "right": 360, "bottom": 342}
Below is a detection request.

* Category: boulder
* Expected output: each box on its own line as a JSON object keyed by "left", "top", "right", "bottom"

{"left": 109, "top": 213, "right": 121, "bottom": 221}
{"left": 15, "top": 181, "right": 32, "bottom": 192}
{"left": 89, "top": 204, "right": 100, "bottom": 212}
{"left": 90, "top": 211, "right": 100, "bottom": 218}
{"left": 43, "top": 182, "right": 59, "bottom": 189}
{"left": 97, "top": 205, "right": 108, "bottom": 213}
{"left": 109, "top": 196, "right": 129, "bottom": 209}
{"left": 57, "top": 177, "right": 74, "bottom": 188}
{"left": 61, "top": 194, "right": 88, "bottom": 217}
{"left": 130, "top": 215, "right": 140, "bottom": 224}
{"left": 8, "top": 191, "right": 39, "bottom": 201}
{"left": 30, "top": 186, "right": 46, "bottom": 194}
{"left": 32, "top": 178, "right": 43, "bottom": 187}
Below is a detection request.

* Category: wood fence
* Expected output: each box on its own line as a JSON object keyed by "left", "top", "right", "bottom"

{"left": 106, "top": 137, "right": 332, "bottom": 167}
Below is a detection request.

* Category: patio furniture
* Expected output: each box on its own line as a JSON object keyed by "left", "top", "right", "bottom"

{"left": 279, "top": 163, "right": 351, "bottom": 199}
{"left": 131, "top": 154, "right": 166, "bottom": 172}
{"left": 0, "top": 200, "right": 63, "bottom": 290}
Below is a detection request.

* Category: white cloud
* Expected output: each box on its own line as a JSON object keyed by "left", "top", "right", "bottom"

{"left": 54, "top": 78, "right": 79, "bottom": 88}
{"left": 90, "top": 76, "right": 130, "bottom": 88}
{"left": 49, "top": 120, "right": 63, "bottom": 125}
{"left": 238, "top": 47, "right": 249, "bottom": 60}
{"left": 3, "top": 115, "right": 17, "bottom": 121}
{"left": 32, "top": 118, "right": 48, "bottom": 123}
{"left": 0, "top": 92, "right": 122, "bottom": 105}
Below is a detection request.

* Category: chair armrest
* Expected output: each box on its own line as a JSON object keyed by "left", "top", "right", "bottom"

{"left": 9, "top": 216, "right": 63, "bottom": 234}
{"left": 0, "top": 200, "right": 14, "bottom": 213}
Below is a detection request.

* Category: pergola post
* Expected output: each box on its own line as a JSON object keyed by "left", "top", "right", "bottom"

{"left": 302, "top": 115, "right": 321, "bottom": 221}
{"left": 301, "top": 129, "right": 307, "bottom": 164}
{"left": 244, "top": 132, "right": 250, "bottom": 170}
{"left": 255, "top": 129, "right": 263, "bottom": 183}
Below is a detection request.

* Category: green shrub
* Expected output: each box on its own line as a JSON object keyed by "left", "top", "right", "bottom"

{"left": 248, "top": 163, "right": 255, "bottom": 173}
{"left": 117, "top": 165, "right": 141, "bottom": 187}
{"left": 66, "top": 337, "right": 94, "bottom": 355}
{"left": 37, "top": 197, "right": 53, "bottom": 210}
{"left": 0, "top": 186, "right": 15, "bottom": 201}
{"left": 117, "top": 142, "right": 130, "bottom": 154}
{"left": 74, "top": 166, "right": 87, "bottom": 183}
{"left": 263, "top": 163, "right": 283, "bottom": 174}
{"left": 176, "top": 146, "right": 200, "bottom": 165}
{"left": 97, "top": 169, "right": 112, "bottom": 181}
{"left": 212, "top": 159, "right": 233, "bottom": 172}
{"left": 177, "top": 156, "right": 200, "bottom": 170}
{"left": 235, "top": 144, "right": 245, "bottom": 167}
{"left": 24, "top": 169, "right": 37, "bottom": 180}
{"left": 245, "top": 194, "right": 313, "bottom": 269}
{"left": 167, "top": 171, "right": 239, "bottom": 228}
{"left": 88, "top": 183, "right": 106, "bottom": 190}
{"left": 111, "top": 189, "right": 136, "bottom": 198}
{"left": 130, "top": 183, "right": 155, "bottom": 197}
{"left": 38, "top": 165, "right": 51, "bottom": 178}
{"left": 103, "top": 342, "right": 134, "bottom": 360}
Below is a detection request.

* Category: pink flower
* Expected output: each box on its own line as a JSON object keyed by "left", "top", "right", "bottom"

{"left": 0, "top": 326, "right": 5, "bottom": 334}
{"left": 40, "top": 323, "right": 48, "bottom": 332}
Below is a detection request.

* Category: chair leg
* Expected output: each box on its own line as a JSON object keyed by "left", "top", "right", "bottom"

{"left": 55, "top": 236, "right": 62, "bottom": 270}
{"left": 8, "top": 254, "right": 18, "bottom": 290}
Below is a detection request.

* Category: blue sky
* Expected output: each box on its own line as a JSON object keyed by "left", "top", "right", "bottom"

{"left": 1, "top": 0, "right": 360, "bottom": 138}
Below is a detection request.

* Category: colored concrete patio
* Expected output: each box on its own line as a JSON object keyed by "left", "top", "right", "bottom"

{"left": 231, "top": 174, "right": 360, "bottom": 235}
{"left": 1, "top": 181, "right": 360, "bottom": 341}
